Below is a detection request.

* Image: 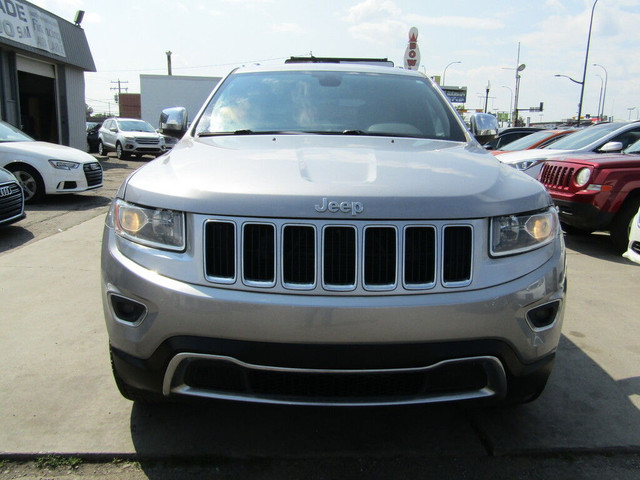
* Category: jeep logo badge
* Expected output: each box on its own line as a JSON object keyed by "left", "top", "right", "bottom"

{"left": 314, "top": 197, "right": 364, "bottom": 216}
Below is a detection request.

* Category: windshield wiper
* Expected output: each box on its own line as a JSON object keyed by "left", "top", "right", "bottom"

{"left": 341, "top": 129, "right": 368, "bottom": 135}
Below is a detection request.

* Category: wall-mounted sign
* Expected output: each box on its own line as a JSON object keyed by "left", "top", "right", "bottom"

{"left": 403, "top": 27, "right": 420, "bottom": 70}
{"left": 0, "top": 1, "right": 66, "bottom": 57}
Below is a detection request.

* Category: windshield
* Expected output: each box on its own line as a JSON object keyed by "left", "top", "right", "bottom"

{"left": 547, "top": 123, "right": 624, "bottom": 150}
{"left": 194, "top": 70, "right": 467, "bottom": 141}
{"left": 497, "top": 130, "right": 569, "bottom": 151}
{"left": 0, "top": 121, "right": 34, "bottom": 142}
{"left": 118, "top": 120, "right": 156, "bottom": 133}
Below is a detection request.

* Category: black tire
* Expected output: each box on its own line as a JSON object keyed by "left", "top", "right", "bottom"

{"left": 7, "top": 164, "right": 45, "bottom": 203}
{"left": 116, "top": 142, "right": 129, "bottom": 159}
{"left": 97, "top": 140, "right": 106, "bottom": 157}
{"left": 110, "top": 348, "right": 164, "bottom": 404}
{"left": 610, "top": 197, "right": 640, "bottom": 254}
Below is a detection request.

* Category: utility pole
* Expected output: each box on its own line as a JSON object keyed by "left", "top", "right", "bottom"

{"left": 110, "top": 79, "right": 129, "bottom": 103}
{"left": 166, "top": 51, "right": 172, "bottom": 76}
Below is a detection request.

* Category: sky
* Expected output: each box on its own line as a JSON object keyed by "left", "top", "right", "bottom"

{"left": 29, "top": 0, "right": 640, "bottom": 124}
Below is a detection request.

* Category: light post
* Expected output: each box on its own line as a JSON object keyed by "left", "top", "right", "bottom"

{"left": 629, "top": 107, "right": 637, "bottom": 121}
{"left": 577, "top": 0, "right": 599, "bottom": 126}
{"left": 502, "top": 86, "right": 513, "bottom": 126}
{"left": 442, "top": 61, "right": 461, "bottom": 86}
{"left": 484, "top": 81, "right": 491, "bottom": 114}
{"left": 593, "top": 63, "right": 608, "bottom": 121}
{"left": 595, "top": 74, "right": 604, "bottom": 122}
{"left": 555, "top": 74, "right": 583, "bottom": 123}
{"left": 513, "top": 63, "right": 525, "bottom": 126}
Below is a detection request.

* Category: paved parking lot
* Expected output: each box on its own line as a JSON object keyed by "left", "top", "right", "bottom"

{"left": 1, "top": 154, "right": 639, "bottom": 477}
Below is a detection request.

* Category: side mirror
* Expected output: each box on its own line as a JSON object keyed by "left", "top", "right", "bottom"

{"left": 599, "top": 141, "right": 624, "bottom": 153}
{"left": 469, "top": 113, "right": 499, "bottom": 145}
{"left": 159, "top": 107, "right": 188, "bottom": 138}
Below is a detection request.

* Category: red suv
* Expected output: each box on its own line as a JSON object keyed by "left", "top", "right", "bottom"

{"left": 538, "top": 139, "right": 640, "bottom": 252}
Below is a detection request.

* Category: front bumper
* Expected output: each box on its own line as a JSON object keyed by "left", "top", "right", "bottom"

{"left": 47, "top": 162, "right": 103, "bottom": 195}
{"left": 102, "top": 225, "right": 566, "bottom": 404}
{"left": 552, "top": 198, "right": 614, "bottom": 231}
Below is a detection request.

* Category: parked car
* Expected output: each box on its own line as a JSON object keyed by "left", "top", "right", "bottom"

{"left": 496, "top": 121, "right": 640, "bottom": 178}
{"left": 0, "top": 167, "right": 25, "bottom": 226}
{"left": 102, "top": 62, "right": 566, "bottom": 407}
{"left": 483, "top": 127, "right": 542, "bottom": 150}
{"left": 86, "top": 122, "right": 102, "bottom": 153}
{"left": 623, "top": 206, "right": 640, "bottom": 264}
{"left": 538, "top": 138, "right": 640, "bottom": 252}
{"left": 490, "top": 129, "right": 577, "bottom": 155}
{"left": 98, "top": 118, "right": 166, "bottom": 159}
{"left": 0, "top": 120, "right": 103, "bottom": 203}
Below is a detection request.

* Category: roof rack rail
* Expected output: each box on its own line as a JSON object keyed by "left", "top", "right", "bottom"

{"left": 285, "top": 56, "right": 394, "bottom": 67}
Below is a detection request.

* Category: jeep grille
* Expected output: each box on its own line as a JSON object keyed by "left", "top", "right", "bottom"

{"left": 204, "top": 219, "right": 473, "bottom": 294}
{"left": 539, "top": 164, "right": 575, "bottom": 190}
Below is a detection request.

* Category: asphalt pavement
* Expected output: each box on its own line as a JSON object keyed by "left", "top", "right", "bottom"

{"left": 0, "top": 206, "right": 640, "bottom": 467}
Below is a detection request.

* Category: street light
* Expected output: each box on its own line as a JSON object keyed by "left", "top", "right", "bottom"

{"left": 577, "top": 0, "right": 599, "bottom": 126}
{"left": 595, "top": 74, "right": 604, "bottom": 122}
{"left": 628, "top": 107, "right": 637, "bottom": 121}
{"left": 593, "top": 63, "right": 608, "bottom": 121}
{"left": 442, "top": 61, "right": 461, "bottom": 86}
{"left": 513, "top": 63, "right": 525, "bottom": 126}
{"left": 555, "top": 74, "right": 584, "bottom": 123}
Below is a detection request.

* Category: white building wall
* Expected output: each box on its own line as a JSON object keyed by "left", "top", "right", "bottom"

{"left": 64, "top": 67, "right": 88, "bottom": 151}
{"left": 140, "top": 75, "right": 221, "bottom": 128}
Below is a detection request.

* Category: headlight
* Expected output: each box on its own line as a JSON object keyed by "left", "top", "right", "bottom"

{"left": 575, "top": 167, "right": 591, "bottom": 187}
{"left": 490, "top": 208, "right": 558, "bottom": 256}
{"left": 113, "top": 199, "right": 185, "bottom": 251}
{"left": 514, "top": 159, "right": 544, "bottom": 171}
{"left": 49, "top": 160, "right": 80, "bottom": 170}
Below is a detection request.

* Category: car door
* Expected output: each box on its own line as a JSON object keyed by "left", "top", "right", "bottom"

{"left": 102, "top": 120, "right": 117, "bottom": 149}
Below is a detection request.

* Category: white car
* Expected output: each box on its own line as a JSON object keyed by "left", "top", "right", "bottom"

{"left": 98, "top": 118, "right": 165, "bottom": 159}
{"left": 0, "top": 120, "right": 103, "bottom": 203}
{"left": 623, "top": 206, "right": 640, "bottom": 265}
{"left": 495, "top": 121, "right": 640, "bottom": 178}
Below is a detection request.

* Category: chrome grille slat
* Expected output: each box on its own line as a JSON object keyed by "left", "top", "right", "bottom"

{"left": 203, "top": 218, "right": 475, "bottom": 293}
{"left": 0, "top": 182, "right": 24, "bottom": 222}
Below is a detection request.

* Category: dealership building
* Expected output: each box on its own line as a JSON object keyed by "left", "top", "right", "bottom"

{"left": 0, "top": 1, "right": 95, "bottom": 150}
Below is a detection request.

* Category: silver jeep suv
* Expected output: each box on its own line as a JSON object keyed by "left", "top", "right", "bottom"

{"left": 101, "top": 62, "right": 566, "bottom": 406}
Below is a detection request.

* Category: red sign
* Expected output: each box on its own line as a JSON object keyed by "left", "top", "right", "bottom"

{"left": 403, "top": 27, "right": 420, "bottom": 70}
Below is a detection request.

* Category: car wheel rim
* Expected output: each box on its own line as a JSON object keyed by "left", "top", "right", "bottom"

{"left": 14, "top": 171, "right": 37, "bottom": 201}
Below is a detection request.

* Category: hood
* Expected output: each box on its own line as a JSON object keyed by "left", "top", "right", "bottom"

{"left": 495, "top": 148, "right": 570, "bottom": 164}
{"left": 123, "top": 135, "right": 550, "bottom": 220}
{"left": 0, "top": 141, "right": 97, "bottom": 163}
{"left": 549, "top": 152, "right": 640, "bottom": 169}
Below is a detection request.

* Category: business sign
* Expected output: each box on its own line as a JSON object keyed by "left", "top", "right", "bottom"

{"left": 403, "top": 27, "right": 420, "bottom": 70}
{"left": 0, "top": 1, "right": 66, "bottom": 57}
{"left": 442, "top": 86, "right": 467, "bottom": 104}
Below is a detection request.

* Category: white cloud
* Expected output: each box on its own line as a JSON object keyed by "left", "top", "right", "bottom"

{"left": 271, "top": 23, "right": 305, "bottom": 34}
{"left": 344, "top": 0, "right": 401, "bottom": 23}
{"left": 406, "top": 14, "right": 503, "bottom": 30}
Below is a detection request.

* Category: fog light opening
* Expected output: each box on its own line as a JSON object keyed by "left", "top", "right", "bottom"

{"left": 110, "top": 294, "right": 147, "bottom": 324}
{"left": 526, "top": 301, "right": 560, "bottom": 329}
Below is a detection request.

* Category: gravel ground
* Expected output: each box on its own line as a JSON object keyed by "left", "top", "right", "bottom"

{"left": 2, "top": 453, "right": 640, "bottom": 480}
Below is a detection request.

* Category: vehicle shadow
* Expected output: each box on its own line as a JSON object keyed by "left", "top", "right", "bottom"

{"left": 128, "top": 335, "right": 640, "bottom": 475}
{"left": 0, "top": 225, "right": 34, "bottom": 253}
{"left": 563, "top": 231, "right": 634, "bottom": 265}
{"left": 26, "top": 193, "right": 111, "bottom": 212}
